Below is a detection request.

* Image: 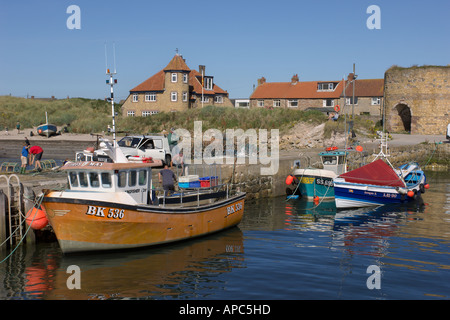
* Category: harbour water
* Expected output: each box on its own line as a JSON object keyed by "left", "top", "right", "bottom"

{"left": 0, "top": 170, "right": 449, "bottom": 300}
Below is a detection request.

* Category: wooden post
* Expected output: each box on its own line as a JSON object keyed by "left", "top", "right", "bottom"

{"left": 0, "top": 191, "right": 6, "bottom": 252}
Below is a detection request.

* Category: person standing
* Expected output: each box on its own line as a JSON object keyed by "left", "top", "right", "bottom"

{"left": 158, "top": 164, "right": 177, "bottom": 196}
{"left": 171, "top": 150, "right": 185, "bottom": 176}
{"left": 29, "top": 145, "right": 44, "bottom": 172}
{"left": 20, "top": 142, "right": 29, "bottom": 174}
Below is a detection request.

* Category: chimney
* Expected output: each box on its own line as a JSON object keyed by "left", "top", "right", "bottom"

{"left": 199, "top": 65, "right": 205, "bottom": 75}
{"left": 291, "top": 74, "right": 299, "bottom": 84}
{"left": 257, "top": 77, "right": 266, "bottom": 86}
{"left": 347, "top": 73, "right": 355, "bottom": 81}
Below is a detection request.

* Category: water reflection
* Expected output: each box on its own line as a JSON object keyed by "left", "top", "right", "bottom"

{"left": 1, "top": 228, "right": 244, "bottom": 300}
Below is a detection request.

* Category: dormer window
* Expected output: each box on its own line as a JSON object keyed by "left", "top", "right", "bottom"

{"left": 317, "top": 82, "right": 337, "bottom": 91}
{"left": 204, "top": 77, "right": 213, "bottom": 90}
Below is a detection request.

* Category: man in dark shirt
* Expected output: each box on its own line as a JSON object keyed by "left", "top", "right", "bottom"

{"left": 158, "top": 164, "right": 177, "bottom": 196}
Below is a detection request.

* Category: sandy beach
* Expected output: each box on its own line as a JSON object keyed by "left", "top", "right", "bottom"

{"left": 0, "top": 129, "right": 104, "bottom": 161}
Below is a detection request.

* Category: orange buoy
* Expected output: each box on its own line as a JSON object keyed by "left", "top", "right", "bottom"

{"left": 407, "top": 190, "right": 415, "bottom": 198}
{"left": 424, "top": 184, "right": 430, "bottom": 189}
{"left": 26, "top": 206, "right": 48, "bottom": 230}
{"left": 356, "top": 145, "right": 363, "bottom": 152}
{"left": 313, "top": 196, "right": 320, "bottom": 203}
{"left": 285, "top": 175, "right": 294, "bottom": 185}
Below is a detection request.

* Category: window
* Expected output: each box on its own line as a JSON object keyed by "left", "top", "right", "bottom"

{"left": 145, "top": 93, "right": 156, "bottom": 102}
{"left": 79, "top": 172, "right": 88, "bottom": 188}
{"left": 257, "top": 100, "right": 264, "bottom": 107}
{"left": 346, "top": 97, "right": 358, "bottom": 105}
{"left": 142, "top": 111, "right": 158, "bottom": 117}
{"left": 128, "top": 170, "right": 137, "bottom": 187}
{"left": 127, "top": 111, "right": 135, "bottom": 117}
{"left": 171, "top": 91, "right": 177, "bottom": 102}
{"left": 323, "top": 99, "right": 335, "bottom": 107}
{"left": 69, "top": 172, "right": 78, "bottom": 187}
{"left": 118, "top": 171, "right": 127, "bottom": 188}
{"left": 201, "top": 96, "right": 209, "bottom": 103}
{"left": 204, "top": 77, "right": 213, "bottom": 90}
{"left": 171, "top": 73, "right": 177, "bottom": 83}
{"left": 215, "top": 95, "right": 223, "bottom": 103}
{"left": 317, "top": 83, "right": 336, "bottom": 91}
{"left": 101, "top": 172, "right": 111, "bottom": 188}
{"left": 183, "top": 73, "right": 188, "bottom": 83}
{"left": 182, "top": 91, "right": 188, "bottom": 102}
{"left": 139, "top": 170, "right": 147, "bottom": 186}
{"left": 371, "top": 97, "right": 381, "bottom": 105}
{"left": 89, "top": 172, "right": 100, "bottom": 188}
{"left": 132, "top": 94, "right": 139, "bottom": 102}
{"left": 273, "top": 100, "right": 281, "bottom": 107}
{"left": 288, "top": 99, "right": 298, "bottom": 108}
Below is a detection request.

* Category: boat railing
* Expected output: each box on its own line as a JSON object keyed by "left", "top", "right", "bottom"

{"left": 152, "top": 182, "right": 232, "bottom": 208}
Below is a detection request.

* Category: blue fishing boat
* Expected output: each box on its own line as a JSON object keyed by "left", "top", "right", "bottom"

{"left": 37, "top": 112, "right": 57, "bottom": 137}
{"left": 286, "top": 149, "right": 348, "bottom": 200}
{"left": 333, "top": 159, "right": 427, "bottom": 209}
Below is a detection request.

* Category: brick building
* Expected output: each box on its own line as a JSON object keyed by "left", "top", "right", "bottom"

{"left": 121, "top": 54, "right": 233, "bottom": 117}
{"left": 249, "top": 74, "right": 384, "bottom": 116}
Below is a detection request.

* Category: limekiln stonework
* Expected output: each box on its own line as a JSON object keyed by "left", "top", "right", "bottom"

{"left": 384, "top": 66, "right": 450, "bottom": 135}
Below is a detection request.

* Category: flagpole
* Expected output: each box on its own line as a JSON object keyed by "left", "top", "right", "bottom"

{"left": 201, "top": 69, "right": 204, "bottom": 108}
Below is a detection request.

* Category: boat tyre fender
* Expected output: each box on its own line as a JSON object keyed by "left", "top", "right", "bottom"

{"left": 419, "top": 183, "right": 425, "bottom": 193}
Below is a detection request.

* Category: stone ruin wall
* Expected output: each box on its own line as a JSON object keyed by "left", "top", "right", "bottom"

{"left": 384, "top": 66, "right": 450, "bottom": 135}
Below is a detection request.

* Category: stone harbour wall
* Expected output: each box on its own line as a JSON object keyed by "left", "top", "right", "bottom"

{"left": 384, "top": 66, "right": 450, "bottom": 135}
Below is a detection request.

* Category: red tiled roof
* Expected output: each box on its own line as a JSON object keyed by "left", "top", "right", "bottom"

{"left": 130, "top": 69, "right": 165, "bottom": 92}
{"left": 250, "top": 78, "right": 384, "bottom": 99}
{"left": 130, "top": 55, "right": 228, "bottom": 96}
{"left": 189, "top": 69, "right": 228, "bottom": 95}
{"left": 343, "top": 79, "right": 384, "bottom": 97}
{"left": 250, "top": 80, "right": 344, "bottom": 99}
{"left": 163, "top": 54, "right": 191, "bottom": 72}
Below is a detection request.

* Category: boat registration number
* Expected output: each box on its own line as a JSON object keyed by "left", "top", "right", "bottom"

{"left": 226, "top": 201, "right": 243, "bottom": 216}
{"left": 85, "top": 205, "right": 125, "bottom": 219}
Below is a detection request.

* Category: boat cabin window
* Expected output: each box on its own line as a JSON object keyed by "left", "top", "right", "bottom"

{"left": 128, "top": 170, "right": 137, "bottom": 187}
{"left": 139, "top": 170, "right": 147, "bottom": 186}
{"left": 101, "top": 172, "right": 112, "bottom": 188}
{"left": 323, "top": 156, "right": 337, "bottom": 165}
{"left": 79, "top": 172, "right": 88, "bottom": 187}
{"left": 69, "top": 172, "right": 78, "bottom": 187}
{"left": 118, "top": 171, "right": 127, "bottom": 188}
{"left": 89, "top": 172, "right": 100, "bottom": 188}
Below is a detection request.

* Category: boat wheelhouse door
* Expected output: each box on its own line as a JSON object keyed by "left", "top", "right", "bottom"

{"left": 116, "top": 168, "right": 153, "bottom": 204}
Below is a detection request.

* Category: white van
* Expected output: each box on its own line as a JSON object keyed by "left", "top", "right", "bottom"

{"left": 447, "top": 123, "right": 450, "bottom": 141}
{"left": 93, "top": 135, "right": 172, "bottom": 165}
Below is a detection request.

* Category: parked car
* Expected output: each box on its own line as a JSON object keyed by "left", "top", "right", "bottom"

{"left": 447, "top": 123, "right": 450, "bottom": 141}
{"left": 91, "top": 135, "right": 172, "bottom": 165}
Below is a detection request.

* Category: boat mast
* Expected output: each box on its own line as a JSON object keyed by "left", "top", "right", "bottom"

{"left": 106, "top": 69, "right": 117, "bottom": 146}
{"left": 105, "top": 42, "right": 117, "bottom": 147}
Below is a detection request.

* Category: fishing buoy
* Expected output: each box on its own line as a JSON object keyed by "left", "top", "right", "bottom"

{"left": 407, "top": 190, "right": 415, "bottom": 198}
{"left": 26, "top": 206, "right": 48, "bottom": 230}
{"left": 424, "top": 184, "right": 430, "bottom": 189}
{"left": 285, "top": 175, "right": 294, "bottom": 185}
{"left": 313, "top": 196, "right": 320, "bottom": 203}
{"left": 356, "top": 145, "right": 363, "bottom": 152}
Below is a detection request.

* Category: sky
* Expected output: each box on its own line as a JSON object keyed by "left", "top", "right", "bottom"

{"left": 0, "top": 0, "right": 449, "bottom": 102}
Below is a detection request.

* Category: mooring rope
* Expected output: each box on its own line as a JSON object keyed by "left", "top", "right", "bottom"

{"left": 0, "top": 193, "right": 45, "bottom": 264}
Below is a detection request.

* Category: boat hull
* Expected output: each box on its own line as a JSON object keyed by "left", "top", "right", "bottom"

{"left": 37, "top": 124, "right": 57, "bottom": 137}
{"left": 333, "top": 180, "right": 423, "bottom": 209}
{"left": 42, "top": 192, "right": 246, "bottom": 253}
{"left": 294, "top": 168, "right": 336, "bottom": 200}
